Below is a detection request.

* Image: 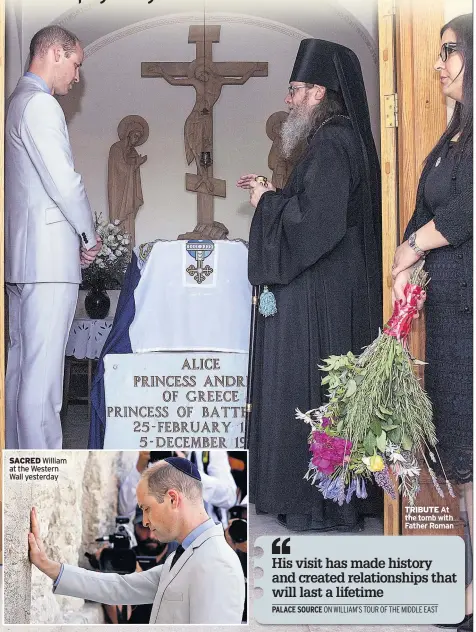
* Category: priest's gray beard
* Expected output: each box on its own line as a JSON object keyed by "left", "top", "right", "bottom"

{"left": 280, "top": 101, "right": 314, "bottom": 159}
{"left": 281, "top": 98, "right": 337, "bottom": 159}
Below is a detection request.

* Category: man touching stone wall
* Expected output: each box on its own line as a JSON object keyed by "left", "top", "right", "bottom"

{"left": 4, "top": 451, "right": 137, "bottom": 624}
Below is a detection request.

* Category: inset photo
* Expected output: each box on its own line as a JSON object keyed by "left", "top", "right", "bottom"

{"left": 3, "top": 449, "right": 248, "bottom": 625}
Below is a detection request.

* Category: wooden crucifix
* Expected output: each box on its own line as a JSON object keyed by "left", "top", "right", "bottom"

{"left": 142, "top": 25, "right": 268, "bottom": 224}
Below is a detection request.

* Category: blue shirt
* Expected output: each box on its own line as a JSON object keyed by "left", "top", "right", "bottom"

{"left": 24, "top": 71, "right": 51, "bottom": 94}
{"left": 182, "top": 518, "right": 216, "bottom": 549}
{"left": 53, "top": 564, "right": 64, "bottom": 588}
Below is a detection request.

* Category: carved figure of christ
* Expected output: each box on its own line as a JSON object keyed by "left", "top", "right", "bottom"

{"left": 142, "top": 25, "right": 268, "bottom": 224}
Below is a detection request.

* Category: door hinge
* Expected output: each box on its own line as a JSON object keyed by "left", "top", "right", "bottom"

{"left": 384, "top": 93, "right": 398, "bottom": 128}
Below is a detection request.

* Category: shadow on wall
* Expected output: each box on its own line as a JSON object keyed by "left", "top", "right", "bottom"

{"left": 58, "top": 77, "right": 86, "bottom": 125}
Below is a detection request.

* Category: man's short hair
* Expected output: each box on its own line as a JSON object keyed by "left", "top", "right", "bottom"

{"left": 142, "top": 461, "right": 203, "bottom": 503}
{"left": 29, "top": 25, "right": 80, "bottom": 63}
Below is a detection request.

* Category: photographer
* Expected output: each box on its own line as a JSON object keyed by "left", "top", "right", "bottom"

{"left": 89, "top": 506, "right": 178, "bottom": 624}
{"left": 29, "top": 457, "right": 245, "bottom": 625}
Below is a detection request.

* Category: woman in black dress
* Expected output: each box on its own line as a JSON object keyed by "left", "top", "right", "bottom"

{"left": 392, "top": 14, "right": 472, "bottom": 632}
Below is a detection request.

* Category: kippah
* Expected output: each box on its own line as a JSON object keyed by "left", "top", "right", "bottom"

{"left": 164, "top": 456, "right": 201, "bottom": 481}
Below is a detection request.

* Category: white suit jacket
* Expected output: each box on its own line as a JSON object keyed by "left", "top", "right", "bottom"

{"left": 54, "top": 524, "right": 245, "bottom": 624}
{"left": 5, "top": 76, "right": 96, "bottom": 283}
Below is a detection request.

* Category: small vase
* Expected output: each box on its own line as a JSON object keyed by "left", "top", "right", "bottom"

{"left": 85, "top": 287, "right": 110, "bottom": 319}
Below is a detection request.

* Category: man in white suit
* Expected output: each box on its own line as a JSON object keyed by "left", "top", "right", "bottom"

{"left": 5, "top": 25, "right": 101, "bottom": 449}
{"left": 28, "top": 457, "right": 246, "bottom": 624}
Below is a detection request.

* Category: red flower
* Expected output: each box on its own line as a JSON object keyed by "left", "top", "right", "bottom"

{"left": 310, "top": 431, "right": 353, "bottom": 475}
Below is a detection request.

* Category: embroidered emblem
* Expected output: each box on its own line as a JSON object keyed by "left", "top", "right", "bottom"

{"left": 185, "top": 240, "right": 214, "bottom": 284}
{"left": 136, "top": 239, "right": 167, "bottom": 269}
{"left": 435, "top": 157, "right": 442, "bottom": 167}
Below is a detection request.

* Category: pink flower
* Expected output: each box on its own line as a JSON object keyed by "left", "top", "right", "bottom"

{"left": 321, "top": 417, "right": 331, "bottom": 428}
{"left": 310, "top": 431, "right": 353, "bottom": 476}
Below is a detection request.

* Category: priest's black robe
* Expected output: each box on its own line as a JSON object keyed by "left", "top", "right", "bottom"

{"left": 248, "top": 118, "right": 382, "bottom": 530}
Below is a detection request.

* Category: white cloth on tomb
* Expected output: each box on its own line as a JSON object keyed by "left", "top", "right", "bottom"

{"left": 129, "top": 240, "right": 251, "bottom": 353}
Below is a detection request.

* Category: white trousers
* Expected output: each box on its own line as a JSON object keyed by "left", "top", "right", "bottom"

{"left": 6, "top": 282, "right": 78, "bottom": 449}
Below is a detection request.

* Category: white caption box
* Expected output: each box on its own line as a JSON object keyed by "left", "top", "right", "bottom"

{"left": 254, "top": 535, "right": 465, "bottom": 624}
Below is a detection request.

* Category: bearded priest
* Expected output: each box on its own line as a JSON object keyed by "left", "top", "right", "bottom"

{"left": 237, "top": 39, "right": 382, "bottom": 532}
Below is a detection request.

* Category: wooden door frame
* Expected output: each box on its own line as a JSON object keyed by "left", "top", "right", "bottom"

{"left": 379, "top": 0, "right": 447, "bottom": 534}
{"left": 378, "top": 0, "right": 399, "bottom": 536}
{"left": 0, "top": 0, "right": 4, "bottom": 566}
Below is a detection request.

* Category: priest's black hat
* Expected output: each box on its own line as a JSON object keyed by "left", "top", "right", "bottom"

{"left": 289, "top": 39, "right": 344, "bottom": 91}
{"left": 164, "top": 456, "right": 201, "bottom": 481}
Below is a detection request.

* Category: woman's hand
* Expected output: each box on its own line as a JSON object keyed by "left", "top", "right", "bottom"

{"left": 392, "top": 241, "right": 421, "bottom": 279}
{"left": 392, "top": 268, "right": 413, "bottom": 306}
{"left": 392, "top": 266, "right": 426, "bottom": 314}
{"left": 28, "top": 507, "right": 61, "bottom": 580}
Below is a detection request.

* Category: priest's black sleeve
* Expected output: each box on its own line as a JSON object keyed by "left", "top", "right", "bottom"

{"left": 248, "top": 133, "right": 355, "bottom": 286}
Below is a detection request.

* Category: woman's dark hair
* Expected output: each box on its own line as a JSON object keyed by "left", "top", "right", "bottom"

{"left": 428, "top": 13, "right": 473, "bottom": 164}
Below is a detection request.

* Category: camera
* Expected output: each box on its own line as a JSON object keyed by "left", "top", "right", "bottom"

{"left": 229, "top": 504, "right": 247, "bottom": 521}
{"left": 85, "top": 516, "right": 156, "bottom": 574}
{"left": 227, "top": 505, "right": 247, "bottom": 545}
{"left": 228, "top": 518, "right": 247, "bottom": 544}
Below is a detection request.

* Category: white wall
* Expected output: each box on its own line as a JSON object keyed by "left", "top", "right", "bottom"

{"left": 444, "top": 0, "right": 472, "bottom": 20}
{"left": 6, "top": 0, "right": 379, "bottom": 242}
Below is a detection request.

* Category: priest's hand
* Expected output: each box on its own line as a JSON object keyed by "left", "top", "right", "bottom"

{"left": 391, "top": 240, "right": 421, "bottom": 279}
{"left": 249, "top": 183, "right": 265, "bottom": 207}
{"left": 236, "top": 173, "right": 259, "bottom": 189}
{"left": 28, "top": 507, "right": 62, "bottom": 580}
{"left": 248, "top": 179, "right": 275, "bottom": 208}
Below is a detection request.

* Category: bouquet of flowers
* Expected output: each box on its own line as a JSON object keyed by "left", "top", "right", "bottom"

{"left": 297, "top": 263, "right": 454, "bottom": 506}
{"left": 81, "top": 216, "right": 131, "bottom": 291}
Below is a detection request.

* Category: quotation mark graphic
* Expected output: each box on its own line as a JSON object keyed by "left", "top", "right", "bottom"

{"left": 272, "top": 537, "right": 291, "bottom": 554}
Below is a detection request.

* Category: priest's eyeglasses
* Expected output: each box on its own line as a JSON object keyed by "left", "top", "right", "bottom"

{"left": 439, "top": 42, "right": 460, "bottom": 62}
{"left": 287, "top": 85, "right": 307, "bottom": 97}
